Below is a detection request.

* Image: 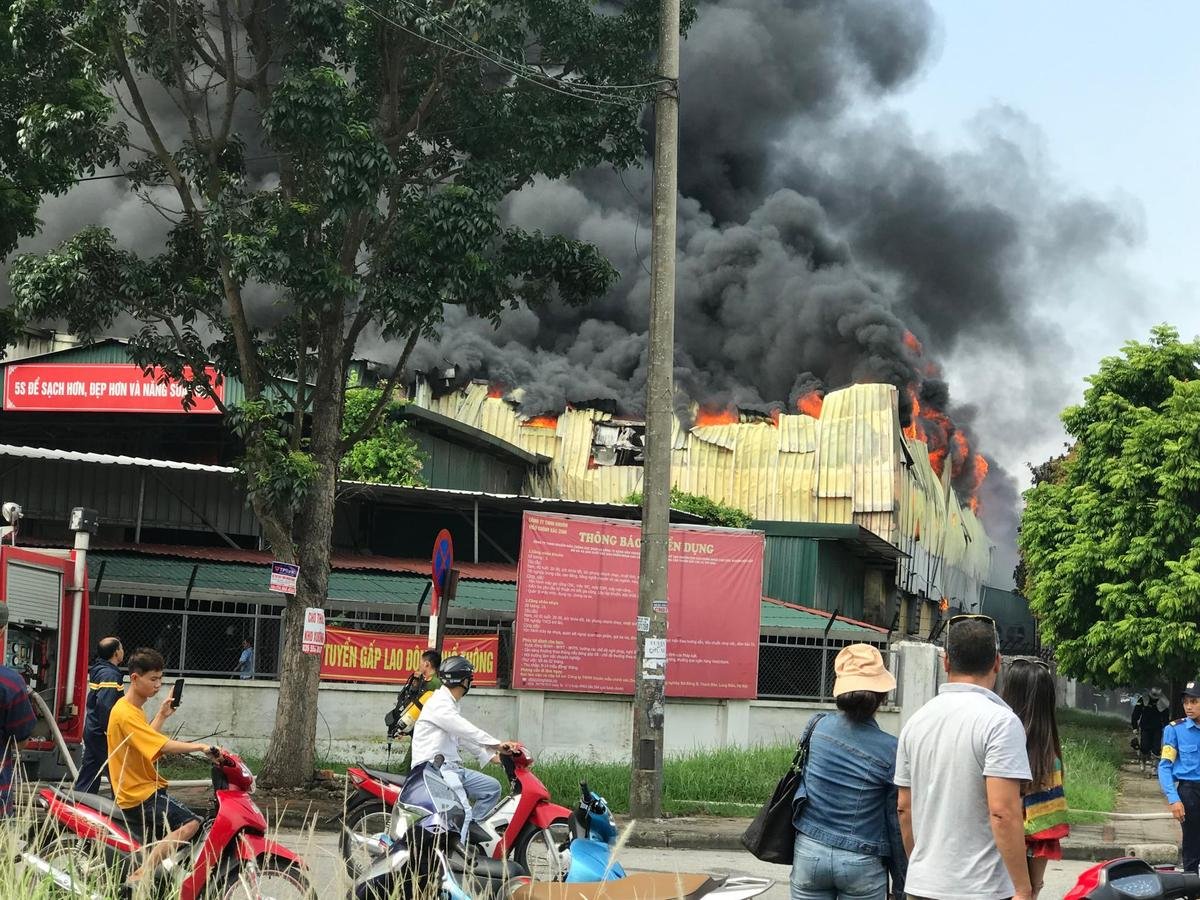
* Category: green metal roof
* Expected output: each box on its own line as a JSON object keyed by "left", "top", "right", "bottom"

{"left": 88, "top": 551, "right": 514, "bottom": 612}
{"left": 759, "top": 598, "right": 887, "bottom": 636}
{"left": 753, "top": 520, "right": 907, "bottom": 561}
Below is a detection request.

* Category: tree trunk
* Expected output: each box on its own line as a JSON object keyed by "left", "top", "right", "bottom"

{"left": 258, "top": 328, "right": 346, "bottom": 787}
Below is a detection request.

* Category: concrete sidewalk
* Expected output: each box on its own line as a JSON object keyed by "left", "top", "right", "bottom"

{"left": 620, "top": 763, "right": 1183, "bottom": 862}
{"left": 1059, "top": 763, "right": 1180, "bottom": 864}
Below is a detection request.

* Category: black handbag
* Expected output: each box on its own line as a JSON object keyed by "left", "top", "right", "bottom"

{"left": 740, "top": 713, "right": 827, "bottom": 864}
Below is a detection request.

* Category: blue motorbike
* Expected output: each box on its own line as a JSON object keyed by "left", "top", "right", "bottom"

{"left": 527, "top": 782, "right": 772, "bottom": 900}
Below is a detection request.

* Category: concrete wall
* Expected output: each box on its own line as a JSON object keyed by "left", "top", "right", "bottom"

{"left": 166, "top": 679, "right": 898, "bottom": 765}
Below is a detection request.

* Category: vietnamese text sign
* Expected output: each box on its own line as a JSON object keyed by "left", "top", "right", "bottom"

{"left": 270, "top": 562, "right": 299, "bottom": 595}
{"left": 2, "top": 363, "right": 225, "bottom": 413}
{"left": 512, "top": 512, "right": 764, "bottom": 699}
{"left": 321, "top": 628, "right": 499, "bottom": 685}
{"left": 302, "top": 608, "right": 326, "bottom": 655}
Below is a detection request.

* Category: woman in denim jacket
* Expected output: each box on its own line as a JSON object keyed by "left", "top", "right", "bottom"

{"left": 791, "top": 644, "right": 906, "bottom": 900}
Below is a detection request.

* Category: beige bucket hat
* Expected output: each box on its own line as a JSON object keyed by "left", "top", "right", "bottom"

{"left": 833, "top": 643, "right": 896, "bottom": 696}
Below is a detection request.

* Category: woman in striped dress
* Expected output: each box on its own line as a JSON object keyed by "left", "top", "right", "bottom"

{"left": 1002, "top": 658, "right": 1069, "bottom": 900}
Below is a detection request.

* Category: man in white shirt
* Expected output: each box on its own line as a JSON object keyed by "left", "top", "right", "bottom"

{"left": 896, "top": 615, "right": 1033, "bottom": 900}
{"left": 410, "top": 655, "right": 520, "bottom": 822}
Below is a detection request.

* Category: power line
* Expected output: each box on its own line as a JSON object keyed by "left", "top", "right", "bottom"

{"left": 385, "top": 0, "right": 670, "bottom": 93}
{"left": 353, "top": 0, "right": 652, "bottom": 107}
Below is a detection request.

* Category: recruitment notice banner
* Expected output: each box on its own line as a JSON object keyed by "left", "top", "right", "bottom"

{"left": 2, "top": 363, "right": 225, "bottom": 413}
{"left": 512, "top": 512, "right": 764, "bottom": 698}
{"left": 320, "top": 628, "right": 499, "bottom": 685}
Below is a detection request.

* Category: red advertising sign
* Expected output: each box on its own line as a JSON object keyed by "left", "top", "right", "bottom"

{"left": 2, "top": 363, "right": 225, "bottom": 413}
{"left": 320, "top": 628, "right": 499, "bottom": 685}
{"left": 513, "top": 512, "right": 764, "bottom": 699}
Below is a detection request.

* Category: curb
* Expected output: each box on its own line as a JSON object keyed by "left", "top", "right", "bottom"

{"left": 1059, "top": 842, "right": 1178, "bottom": 865}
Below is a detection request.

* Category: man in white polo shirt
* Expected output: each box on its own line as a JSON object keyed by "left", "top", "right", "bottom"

{"left": 896, "top": 615, "right": 1033, "bottom": 900}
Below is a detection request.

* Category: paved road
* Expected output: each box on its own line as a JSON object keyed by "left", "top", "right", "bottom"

{"left": 280, "top": 830, "right": 1097, "bottom": 899}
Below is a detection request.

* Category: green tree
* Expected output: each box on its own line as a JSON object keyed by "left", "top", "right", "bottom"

{"left": 626, "top": 488, "right": 755, "bottom": 530}
{"left": 1, "top": 0, "right": 124, "bottom": 258}
{"left": 341, "top": 388, "right": 424, "bottom": 485}
{"left": 1020, "top": 325, "right": 1200, "bottom": 687}
{"left": 6, "top": 0, "right": 671, "bottom": 785}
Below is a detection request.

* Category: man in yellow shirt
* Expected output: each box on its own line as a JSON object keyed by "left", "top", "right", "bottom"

{"left": 107, "top": 648, "right": 217, "bottom": 885}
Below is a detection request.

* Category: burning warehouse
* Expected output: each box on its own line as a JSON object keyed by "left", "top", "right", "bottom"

{"left": 411, "top": 376, "right": 993, "bottom": 630}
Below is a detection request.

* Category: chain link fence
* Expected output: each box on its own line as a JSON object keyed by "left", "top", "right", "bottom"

{"left": 93, "top": 590, "right": 880, "bottom": 701}
{"left": 89, "top": 591, "right": 512, "bottom": 685}
{"left": 757, "top": 633, "right": 892, "bottom": 701}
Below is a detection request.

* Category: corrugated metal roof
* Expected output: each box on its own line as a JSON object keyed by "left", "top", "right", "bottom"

{"left": 760, "top": 598, "right": 888, "bottom": 635}
{"left": 62, "top": 541, "right": 520, "bottom": 582}
{"left": 0, "top": 443, "right": 237, "bottom": 473}
{"left": 87, "top": 550, "right": 517, "bottom": 611}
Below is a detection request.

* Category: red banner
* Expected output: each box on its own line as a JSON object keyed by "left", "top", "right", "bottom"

{"left": 513, "top": 512, "right": 763, "bottom": 699}
{"left": 320, "top": 628, "right": 499, "bottom": 685}
{"left": 2, "top": 363, "right": 225, "bottom": 413}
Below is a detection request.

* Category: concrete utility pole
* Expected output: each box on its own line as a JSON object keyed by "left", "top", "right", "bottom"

{"left": 630, "top": 0, "right": 680, "bottom": 820}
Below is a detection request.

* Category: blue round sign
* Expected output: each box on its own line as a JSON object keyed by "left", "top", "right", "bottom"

{"left": 432, "top": 529, "right": 454, "bottom": 600}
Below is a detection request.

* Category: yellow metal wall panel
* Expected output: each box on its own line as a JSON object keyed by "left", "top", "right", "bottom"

{"left": 408, "top": 380, "right": 993, "bottom": 596}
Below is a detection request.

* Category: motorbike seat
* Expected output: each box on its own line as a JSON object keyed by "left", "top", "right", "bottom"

{"left": 49, "top": 788, "right": 130, "bottom": 825}
{"left": 361, "top": 766, "right": 407, "bottom": 787}
{"left": 514, "top": 873, "right": 716, "bottom": 900}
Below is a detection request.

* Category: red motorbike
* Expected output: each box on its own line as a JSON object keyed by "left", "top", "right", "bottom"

{"left": 30, "top": 748, "right": 314, "bottom": 900}
{"left": 340, "top": 748, "right": 572, "bottom": 882}
{"left": 1066, "top": 857, "right": 1200, "bottom": 899}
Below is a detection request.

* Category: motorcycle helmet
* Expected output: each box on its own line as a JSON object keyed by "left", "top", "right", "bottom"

{"left": 439, "top": 655, "right": 475, "bottom": 691}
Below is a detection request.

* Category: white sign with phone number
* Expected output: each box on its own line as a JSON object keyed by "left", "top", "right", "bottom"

{"left": 302, "top": 608, "right": 326, "bottom": 655}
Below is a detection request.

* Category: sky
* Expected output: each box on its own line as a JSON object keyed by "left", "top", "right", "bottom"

{"left": 886, "top": 0, "right": 1200, "bottom": 477}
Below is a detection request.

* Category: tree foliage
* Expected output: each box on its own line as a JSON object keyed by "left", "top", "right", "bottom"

{"left": 4, "top": 0, "right": 672, "bottom": 784}
{"left": 626, "top": 488, "right": 755, "bottom": 530}
{"left": 341, "top": 388, "right": 424, "bottom": 485}
{"left": 1, "top": 0, "right": 124, "bottom": 257}
{"left": 1020, "top": 325, "right": 1200, "bottom": 687}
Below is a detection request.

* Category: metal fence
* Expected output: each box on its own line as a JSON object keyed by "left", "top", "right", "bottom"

{"left": 757, "top": 633, "right": 892, "bottom": 701}
{"left": 91, "top": 591, "right": 877, "bottom": 701}
{"left": 88, "top": 591, "right": 514, "bottom": 685}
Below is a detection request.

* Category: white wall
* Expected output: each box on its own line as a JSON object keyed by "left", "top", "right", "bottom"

{"left": 165, "top": 680, "right": 881, "bottom": 765}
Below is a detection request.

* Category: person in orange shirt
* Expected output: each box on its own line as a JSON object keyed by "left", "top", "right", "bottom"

{"left": 107, "top": 648, "right": 219, "bottom": 886}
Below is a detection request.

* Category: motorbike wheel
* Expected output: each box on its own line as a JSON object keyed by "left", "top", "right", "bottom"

{"left": 340, "top": 801, "right": 393, "bottom": 878}
{"left": 514, "top": 818, "right": 571, "bottom": 882}
{"left": 39, "top": 835, "right": 123, "bottom": 892}
{"left": 213, "top": 856, "right": 317, "bottom": 900}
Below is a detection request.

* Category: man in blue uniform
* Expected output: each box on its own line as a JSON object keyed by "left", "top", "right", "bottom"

{"left": 74, "top": 636, "right": 124, "bottom": 793}
{"left": 1160, "top": 679, "right": 1200, "bottom": 873}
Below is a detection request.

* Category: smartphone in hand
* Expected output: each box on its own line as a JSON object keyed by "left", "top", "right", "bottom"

{"left": 169, "top": 678, "right": 185, "bottom": 710}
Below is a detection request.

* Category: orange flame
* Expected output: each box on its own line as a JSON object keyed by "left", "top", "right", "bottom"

{"left": 770, "top": 408, "right": 781, "bottom": 426}
{"left": 695, "top": 406, "right": 738, "bottom": 427}
{"left": 796, "top": 391, "right": 824, "bottom": 419}
{"left": 904, "top": 390, "right": 921, "bottom": 441}
{"left": 522, "top": 415, "right": 558, "bottom": 429}
{"left": 487, "top": 384, "right": 506, "bottom": 399}
{"left": 903, "top": 330, "right": 923, "bottom": 356}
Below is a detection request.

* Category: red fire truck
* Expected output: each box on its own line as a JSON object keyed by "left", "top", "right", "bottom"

{"left": 0, "top": 505, "right": 96, "bottom": 780}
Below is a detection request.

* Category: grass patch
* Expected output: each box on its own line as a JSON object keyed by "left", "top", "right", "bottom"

{"left": 159, "top": 708, "right": 1130, "bottom": 823}
{"left": 1059, "top": 708, "right": 1127, "bottom": 824}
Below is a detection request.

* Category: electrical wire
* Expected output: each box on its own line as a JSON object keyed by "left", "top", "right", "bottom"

{"left": 384, "top": 0, "right": 670, "bottom": 93}
{"left": 353, "top": 0, "right": 649, "bottom": 107}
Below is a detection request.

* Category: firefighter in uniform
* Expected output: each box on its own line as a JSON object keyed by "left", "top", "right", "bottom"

{"left": 74, "top": 637, "right": 125, "bottom": 793}
{"left": 1160, "top": 679, "right": 1200, "bottom": 874}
